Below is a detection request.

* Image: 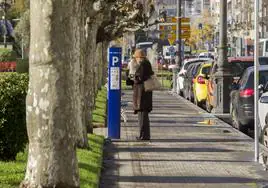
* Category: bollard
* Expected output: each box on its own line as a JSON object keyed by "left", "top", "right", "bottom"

{"left": 107, "top": 47, "right": 122, "bottom": 139}
{"left": 172, "top": 67, "right": 178, "bottom": 93}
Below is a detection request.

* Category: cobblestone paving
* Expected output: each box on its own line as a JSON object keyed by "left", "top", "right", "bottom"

{"left": 99, "top": 91, "right": 268, "bottom": 188}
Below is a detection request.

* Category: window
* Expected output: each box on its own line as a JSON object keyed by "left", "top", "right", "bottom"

{"left": 202, "top": 66, "right": 211, "bottom": 75}
{"left": 260, "top": 41, "right": 264, "bottom": 56}
{"left": 246, "top": 70, "right": 268, "bottom": 89}
{"left": 231, "top": 62, "right": 253, "bottom": 77}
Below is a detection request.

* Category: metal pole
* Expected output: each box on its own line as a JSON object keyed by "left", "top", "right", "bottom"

{"left": 213, "top": 0, "right": 232, "bottom": 114}
{"left": 161, "top": 64, "right": 163, "bottom": 87}
{"left": 218, "top": 0, "right": 228, "bottom": 71}
{"left": 254, "top": 0, "right": 260, "bottom": 163}
{"left": 176, "top": 0, "right": 182, "bottom": 68}
{"left": 21, "top": 37, "right": 24, "bottom": 59}
{"left": 3, "top": 0, "right": 6, "bottom": 48}
{"left": 184, "top": 0, "right": 187, "bottom": 17}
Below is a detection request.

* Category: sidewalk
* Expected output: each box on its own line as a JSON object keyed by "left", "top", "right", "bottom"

{"left": 97, "top": 90, "right": 268, "bottom": 188}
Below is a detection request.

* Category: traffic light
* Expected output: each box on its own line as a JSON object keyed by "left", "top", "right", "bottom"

{"left": 159, "top": 10, "right": 167, "bottom": 22}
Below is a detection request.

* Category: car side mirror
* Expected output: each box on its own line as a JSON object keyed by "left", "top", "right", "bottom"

{"left": 259, "top": 84, "right": 265, "bottom": 95}
{"left": 258, "top": 84, "right": 264, "bottom": 90}
{"left": 204, "top": 74, "right": 210, "bottom": 79}
{"left": 260, "top": 96, "right": 268, "bottom": 103}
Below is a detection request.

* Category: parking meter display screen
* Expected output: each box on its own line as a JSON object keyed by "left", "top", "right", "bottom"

{"left": 110, "top": 67, "right": 120, "bottom": 90}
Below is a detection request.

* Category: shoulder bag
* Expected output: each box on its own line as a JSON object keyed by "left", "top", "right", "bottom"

{"left": 144, "top": 75, "right": 161, "bottom": 92}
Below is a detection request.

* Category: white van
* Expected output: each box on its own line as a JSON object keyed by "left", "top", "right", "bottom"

{"left": 163, "top": 45, "right": 176, "bottom": 60}
{"left": 136, "top": 42, "right": 153, "bottom": 51}
{"left": 260, "top": 39, "right": 268, "bottom": 56}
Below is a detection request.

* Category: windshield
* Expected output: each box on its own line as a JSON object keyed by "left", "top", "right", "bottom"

{"left": 231, "top": 62, "right": 253, "bottom": 77}
{"left": 259, "top": 57, "right": 268, "bottom": 65}
{"left": 137, "top": 44, "right": 153, "bottom": 50}
{"left": 246, "top": 70, "right": 268, "bottom": 88}
{"left": 184, "top": 60, "right": 207, "bottom": 70}
{"left": 202, "top": 66, "right": 211, "bottom": 75}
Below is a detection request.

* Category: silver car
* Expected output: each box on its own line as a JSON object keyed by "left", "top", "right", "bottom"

{"left": 259, "top": 85, "right": 268, "bottom": 164}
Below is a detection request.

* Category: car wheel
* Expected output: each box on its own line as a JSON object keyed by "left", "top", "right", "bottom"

{"left": 231, "top": 107, "right": 248, "bottom": 134}
{"left": 194, "top": 96, "right": 201, "bottom": 107}
{"left": 261, "top": 124, "right": 268, "bottom": 166}
{"left": 183, "top": 89, "right": 187, "bottom": 99}
{"left": 179, "top": 90, "right": 183, "bottom": 97}
{"left": 189, "top": 89, "right": 194, "bottom": 102}
{"left": 186, "top": 89, "right": 190, "bottom": 100}
{"left": 206, "top": 98, "right": 212, "bottom": 113}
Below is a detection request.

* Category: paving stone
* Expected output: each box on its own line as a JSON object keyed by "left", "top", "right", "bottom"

{"left": 99, "top": 91, "right": 268, "bottom": 188}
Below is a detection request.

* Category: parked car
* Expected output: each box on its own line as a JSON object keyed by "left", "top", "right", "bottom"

{"left": 259, "top": 56, "right": 268, "bottom": 65}
{"left": 183, "top": 62, "right": 203, "bottom": 101}
{"left": 122, "top": 58, "right": 130, "bottom": 69}
{"left": 176, "top": 58, "right": 211, "bottom": 96}
{"left": 230, "top": 65, "right": 268, "bottom": 133}
{"left": 198, "top": 52, "right": 214, "bottom": 59}
{"left": 192, "top": 62, "right": 212, "bottom": 107}
{"left": 259, "top": 84, "right": 268, "bottom": 164}
{"left": 206, "top": 56, "right": 255, "bottom": 112}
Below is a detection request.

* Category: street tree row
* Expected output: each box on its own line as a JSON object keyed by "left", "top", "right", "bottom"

{"left": 18, "top": 0, "right": 156, "bottom": 187}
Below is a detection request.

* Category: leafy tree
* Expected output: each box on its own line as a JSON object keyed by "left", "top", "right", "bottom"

{"left": 186, "top": 11, "right": 215, "bottom": 51}
{"left": 13, "top": 0, "right": 30, "bottom": 57}
{"left": 8, "top": 0, "right": 27, "bottom": 19}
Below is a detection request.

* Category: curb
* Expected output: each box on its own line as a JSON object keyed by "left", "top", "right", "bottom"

{"left": 168, "top": 90, "right": 253, "bottom": 139}
{"left": 168, "top": 90, "right": 268, "bottom": 166}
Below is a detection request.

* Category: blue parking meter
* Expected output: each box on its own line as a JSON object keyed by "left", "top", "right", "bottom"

{"left": 108, "top": 47, "right": 122, "bottom": 139}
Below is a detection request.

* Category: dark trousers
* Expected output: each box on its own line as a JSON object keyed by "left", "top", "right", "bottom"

{"left": 138, "top": 111, "right": 150, "bottom": 139}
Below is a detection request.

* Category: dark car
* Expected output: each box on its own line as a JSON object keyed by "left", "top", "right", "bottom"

{"left": 206, "top": 57, "right": 256, "bottom": 112}
{"left": 230, "top": 65, "right": 268, "bottom": 133}
{"left": 183, "top": 62, "right": 203, "bottom": 101}
{"left": 259, "top": 56, "right": 268, "bottom": 65}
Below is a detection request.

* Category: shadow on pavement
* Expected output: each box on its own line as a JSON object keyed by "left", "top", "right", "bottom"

{"left": 112, "top": 175, "right": 265, "bottom": 184}
{"left": 113, "top": 158, "right": 252, "bottom": 163}
{"left": 114, "top": 147, "right": 235, "bottom": 153}
{"left": 149, "top": 138, "right": 252, "bottom": 143}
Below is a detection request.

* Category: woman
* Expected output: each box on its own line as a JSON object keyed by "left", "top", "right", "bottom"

{"left": 133, "top": 49, "right": 154, "bottom": 141}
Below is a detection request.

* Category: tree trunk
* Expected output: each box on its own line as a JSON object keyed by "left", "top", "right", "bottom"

{"left": 102, "top": 41, "right": 109, "bottom": 86}
{"left": 96, "top": 42, "right": 102, "bottom": 90}
{"left": 84, "top": 23, "right": 99, "bottom": 134}
{"left": 21, "top": 1, "right": 86, "bottom": 187}
{"left": 96, "top": 41, "right": 108, "bottom": 89}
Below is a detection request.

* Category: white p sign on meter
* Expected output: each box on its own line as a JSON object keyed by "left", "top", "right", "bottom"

{"left": 109, "top": 48, "right": 121, "bottom": 91}
{"left": 112, "top": 56, "right": 119, "bottom": 66}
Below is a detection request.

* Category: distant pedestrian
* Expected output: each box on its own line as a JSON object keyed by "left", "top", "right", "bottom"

{"left": 126, "top": 55, "right": 138, "bottom": 86}
{"left": 133, "top": 49, "right": 154, "bottom": 141}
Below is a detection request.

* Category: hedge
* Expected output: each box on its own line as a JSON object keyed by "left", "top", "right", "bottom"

{"left": 0, "top": 48, "right": 17, "bottom": 62}
{"left": 16, "top": 59, "right": 29, "bottom": 73}
{"left": 0, "top": 73, "right": 28, "bottom": 161}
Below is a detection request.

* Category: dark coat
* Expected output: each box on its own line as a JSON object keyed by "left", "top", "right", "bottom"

{"left": 133, "top": 59, "right": 154, "bottom": 112}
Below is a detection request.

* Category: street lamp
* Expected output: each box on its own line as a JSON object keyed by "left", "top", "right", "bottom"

{"left": 198, "top": 23, "right": 203, "bottom": 50}
{"left": 253, "top": 0, "right": 260, "bottom": 163}
{"left": 172, "top": 0, "right": 182, "bottom": 93}
{"left": 176, "top": 0, "right": 182, "bottom": 68}
{"left": 213, "top": 0, "right": 232, "bottom": 114}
